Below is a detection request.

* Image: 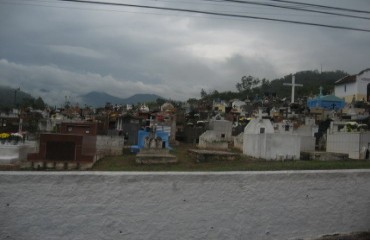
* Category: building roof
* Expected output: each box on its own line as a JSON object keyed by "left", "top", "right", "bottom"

{"left": 335, "top": 68, "right": 370, "bottom": 85}
{"left": 319, "top": 95, "right": 344, "bottom": 102}
{"left": 358, "top": 68, "right": 370, "bottom": 75}
{"left": 335, "top": 75, "right": 356, "bottom": 85}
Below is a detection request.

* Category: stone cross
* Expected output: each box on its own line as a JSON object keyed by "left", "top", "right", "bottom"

{"left": 257, "top": 108, "right": 263, "bottom": 121}
{"left": 283, "top": 75, "right": 303, "bottom": 103}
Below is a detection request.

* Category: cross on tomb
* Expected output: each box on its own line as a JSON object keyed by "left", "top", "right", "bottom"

{"left": 283, "top": 75, "right": 303, "bottom": 103}
{"left": 256, "top": 108, "right": 263, "bottom": 121}
{"left": 319, "top": 86, "right": 323, "bottom": 96}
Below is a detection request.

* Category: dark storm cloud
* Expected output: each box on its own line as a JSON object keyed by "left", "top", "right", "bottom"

{"left": 0, "top": 0, "right": 369, "bottom": 105}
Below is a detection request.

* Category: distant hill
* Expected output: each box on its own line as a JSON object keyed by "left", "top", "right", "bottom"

{"left": 80, "top": 91, "right": 163, "bottom": 107}
{"left": 269, "top": 70, "right": 348, "bottom": 98}
{"left": 0, "top": 86, "right": 35, "bottom": 108}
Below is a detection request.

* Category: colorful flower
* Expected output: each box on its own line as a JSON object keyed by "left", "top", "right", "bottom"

{"left": 0, "top": 133, "right": 10, "bottom": 139}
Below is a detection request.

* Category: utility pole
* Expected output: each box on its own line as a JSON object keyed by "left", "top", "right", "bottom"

{"left": 13, "top": 87, "right": 22, "bottom": 133}
{"left": 14, "top": 87, "right": 20, "bottom": 107}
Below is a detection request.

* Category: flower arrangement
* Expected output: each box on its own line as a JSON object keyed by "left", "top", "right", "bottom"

{"left": 0, "top": 133, "right": 23, "bottom": 144}
{"left": 0, "top": 133, "right": 10, "bottom": 139}
{"left": 0, "top": 133, "right": 10, "bottom": 144}
{"left": 11, "top": 133, "right": 23, "bottom": 144}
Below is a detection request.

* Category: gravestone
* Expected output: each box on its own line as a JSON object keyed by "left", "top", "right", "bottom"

{"left": 136, "top": 129, "right": 177, "bottom": 164}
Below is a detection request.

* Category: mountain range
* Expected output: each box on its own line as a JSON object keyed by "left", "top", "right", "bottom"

{"left": 0, "top": 86, "right": 34, "bottom": 108}
{"left": 79, "top": 91, "right": 163, "bottom": 107}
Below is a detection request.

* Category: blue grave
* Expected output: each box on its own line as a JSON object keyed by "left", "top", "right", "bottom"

{"left": 307, "top": 87, "right": 345, "bottom": 110}
{"left": 130, "top": 129, "right": 171, "bottom": 153}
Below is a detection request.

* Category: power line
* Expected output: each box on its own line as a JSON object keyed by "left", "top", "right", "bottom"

{"left": 269, "top": 0, "right": 370, "bottom": 15}
{"left": 55, "top": 0, "right": 370, "bottom": 32}
{"left": 210, "top": 0, "right": 370, "bottom": 20}
{"left": 0, "top": 0, "right": 319, "bottom": 22}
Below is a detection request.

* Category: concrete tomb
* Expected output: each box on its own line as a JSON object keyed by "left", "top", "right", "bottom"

{"left": 326, "top": 121, "right": 370, "bottom": 159}
{"left": 136, "top": 129, "right": 177, "bottom": 164}
{"left": 0, "top": 141, "right": 37, "bottom": 165}
{"left": 26, "top": 122, "right": 98, "bottom": 170}
{"left": 243, "top": 110, "right": 316, "bottom": 160}
{"left": 198, "top": 117, "right": 233, "bottom": 150}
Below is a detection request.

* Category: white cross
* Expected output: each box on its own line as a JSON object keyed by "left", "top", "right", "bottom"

{"left": 256, "top": 108, "right": 263, "bottom": 121}
{"left": 283, "top": 75, "right": 303, "bottom": 103}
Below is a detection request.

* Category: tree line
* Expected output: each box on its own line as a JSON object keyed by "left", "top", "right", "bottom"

{"left": 195, "top": 70, "right": 348, "bottom": 102}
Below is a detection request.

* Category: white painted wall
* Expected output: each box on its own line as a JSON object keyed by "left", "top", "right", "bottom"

{"left": 326, "top": 132, "right": 370, "bottom": 159}
{"left": 335, "top": 81, "right": 357, "bottom": 99}
{"left": 0, "top": 171, "right": 369, "bottom": 240}
{"left": 198, "top": 120, "right": 233, "bottom": 150}
{"left": 209, "top": 120, "right": 233, "bottom": 139}
{"left": 244, "top": 118, "right": 274, "bottom": 134}
{"left": 357, "top": 71, "right": 370, "bottom": 95}
{"left": 266, "top": 134, "right": 301, "bottom": 160}
{"left": 300, "top": 136, "right": 316, "bottom": 152}
{"left": 198, "top": 130, "right": 228, "bottom": 150}
{"left": 243, "top": 133, "right": 301, "bottom": 160}
{"left": 335, "top": 70, "right": 370, "bottom": 101}
{"left": 327, "top": 132, "right": 359, "bottom": 158}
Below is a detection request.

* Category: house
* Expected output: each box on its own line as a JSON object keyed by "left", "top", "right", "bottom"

{"left": 212, "top": 100, "right": 228, "bottom": 113}
{"left": 0, "top": 109, "right": 20, "bottom": 133}
{"left": 334, "top": 68, "right": 370, "bottom": 103}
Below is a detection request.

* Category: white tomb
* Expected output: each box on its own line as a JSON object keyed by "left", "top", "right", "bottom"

{"left": 326, "top": 121, "right": 370, "bottom": 159}
{"left": 243, "top": 111, "right": 316, "bottom": 160}
{"left": 198, "top": 118, "right": 233, "bottom": 150}
{"left": 0, "top": 141, "right": 37, "bottom": 164}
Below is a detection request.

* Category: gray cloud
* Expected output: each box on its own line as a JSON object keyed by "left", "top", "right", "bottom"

{"left": 0, "top": 0, "right": 369, "bottom": 106}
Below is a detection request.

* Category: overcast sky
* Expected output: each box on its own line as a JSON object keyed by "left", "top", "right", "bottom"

{"left": 0, "top": 0, "right": 369, "bottom": 105}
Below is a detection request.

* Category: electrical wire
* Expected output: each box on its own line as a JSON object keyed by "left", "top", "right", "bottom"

{"left": 269, "top": 0, "right": 370, "bottom": 15}
{"left": 55, "top": 0, "right": 370, "bottom": 32}
{"left": 2, "top": 0, "right": 369, "bottom": 32}
{"left": 207, "top": 0, "right": 370, "bottom": 20}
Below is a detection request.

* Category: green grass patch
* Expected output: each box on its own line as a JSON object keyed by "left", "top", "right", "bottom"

{"left": 91, "top": 143, "right": 370, "bottom": 171}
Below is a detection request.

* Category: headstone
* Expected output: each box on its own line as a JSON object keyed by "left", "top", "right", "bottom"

{"left": 136, "top": 128, "right": 177, "bottom": 164}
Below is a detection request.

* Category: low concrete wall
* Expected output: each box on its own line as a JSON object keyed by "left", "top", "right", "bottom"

{"left": 233, "top": 133, "right": 243, "bottom": 151}
{"left": 0, "top": 170, "right": 369, "bottom": 240}
{"left": 96, "top": 135, "right": 124, "bottom": 156}
{"left": 0, "top": 141, "right": 38, "bottom": 164}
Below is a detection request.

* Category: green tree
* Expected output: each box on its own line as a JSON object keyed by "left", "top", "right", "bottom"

{"left": 200, "top": 88, "right": 208, "bottom": 99}
{"left": 156, "top": 98, "right": 166, "bottom": 106}
{"left": 236, "top": 75, "right": 260, "bottom": 93}
{"left": 34, "top": 97, "right": 45, "bottom": 110}
{"left": 259, "top": 78, "right": 271, "bottom": 95}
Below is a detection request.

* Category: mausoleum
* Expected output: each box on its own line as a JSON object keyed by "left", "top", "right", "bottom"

{"left": 243, "top": 111, "right": 316, "bottom": 160}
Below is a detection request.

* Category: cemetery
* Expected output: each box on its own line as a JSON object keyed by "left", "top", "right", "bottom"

{"left": 1, "top": 70, "right": 370, "bottom": 171}
{"left": 1, "top": 2, "right": 370, "bottom": 238}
